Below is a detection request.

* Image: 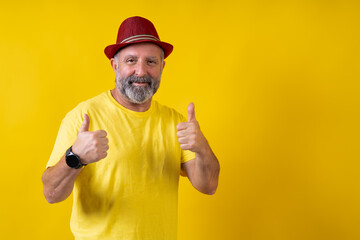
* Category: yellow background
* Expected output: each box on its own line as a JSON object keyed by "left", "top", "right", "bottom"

{"left": 1, "top": 0, "right": 360, "bottom": 239}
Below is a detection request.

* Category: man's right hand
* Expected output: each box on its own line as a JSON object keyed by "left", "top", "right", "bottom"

{"left": 72, "top": 114, "right": 109, "bottom": 164}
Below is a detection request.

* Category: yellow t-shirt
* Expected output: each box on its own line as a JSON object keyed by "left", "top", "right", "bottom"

{"left": 47, "top": 90, "right": 195, "bottom": 240}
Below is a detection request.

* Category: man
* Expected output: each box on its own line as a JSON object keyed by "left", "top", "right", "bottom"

{"left": 42, "top": 16, "right": 220, "bottom": 240}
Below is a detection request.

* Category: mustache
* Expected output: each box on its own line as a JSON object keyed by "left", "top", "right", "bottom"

{"left": 126, "top": 75, "right": 153, "bottom": 85}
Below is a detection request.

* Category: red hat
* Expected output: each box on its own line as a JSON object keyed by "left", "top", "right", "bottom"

{"left": 104, "top": 16, "right": 173, "bottom": 59}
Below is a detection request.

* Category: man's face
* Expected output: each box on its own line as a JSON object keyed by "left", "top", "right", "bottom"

{"left": 113, "top": 43, "right": 165, "bottom": 104}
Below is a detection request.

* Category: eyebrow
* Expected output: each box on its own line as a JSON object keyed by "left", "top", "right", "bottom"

{"left": 122, "top": 55, "right": 138, "bottom": 60}
{"left": 146, "top": 56, "right": 159, "bottom": 61}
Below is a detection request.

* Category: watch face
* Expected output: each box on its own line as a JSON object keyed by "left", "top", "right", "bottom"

{"left": 66, "top": 154, "right": 81, "bottom": 168}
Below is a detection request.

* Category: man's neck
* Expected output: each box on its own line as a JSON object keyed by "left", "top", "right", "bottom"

{"left": 110, "top": 88, "right": 152, "bottom": 112}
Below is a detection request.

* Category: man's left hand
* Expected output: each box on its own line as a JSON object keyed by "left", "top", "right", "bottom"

{"left": 176, "top": 103, "right": 208, "bottom": 154}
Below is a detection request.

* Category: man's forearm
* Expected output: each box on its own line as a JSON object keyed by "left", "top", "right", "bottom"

{"left": 182, "top": 143, "right": 220, "bottom": 195}
{"left": 42, "top": 155, "right": 82, "bottom": 204}
{"left": 193, "top": 144, "right": 220, "bottom": 194}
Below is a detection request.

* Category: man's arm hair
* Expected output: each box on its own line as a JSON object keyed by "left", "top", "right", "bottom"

{"left": 42, "top": 155, "right": 82, "bottom": 203}
{"left": 181, "top": 146, "right": 220, "bottom": 195}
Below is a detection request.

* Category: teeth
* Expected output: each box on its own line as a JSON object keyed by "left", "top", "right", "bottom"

{"left": 129, "top": 81, "right": 150, "bottom": 85}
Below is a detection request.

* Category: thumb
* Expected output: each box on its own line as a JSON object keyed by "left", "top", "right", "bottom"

{"left": 79, "top": 114, "right": 90, "bottom": 133}
{"left": 187, "top": 102, "right": 196, "bottom": 122}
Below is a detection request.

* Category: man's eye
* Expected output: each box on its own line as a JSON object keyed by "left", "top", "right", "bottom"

{"left": 127, "top": 59, "right": 135, "bottom": 63}
{"left": 148, "top": 60, "right": 157, "bottom": 64}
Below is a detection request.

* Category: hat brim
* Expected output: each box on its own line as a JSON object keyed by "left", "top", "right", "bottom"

{"left": 104, "top": 40, "right": 173, "bottom": 60}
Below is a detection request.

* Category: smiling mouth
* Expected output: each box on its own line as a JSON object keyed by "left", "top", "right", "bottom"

{"left": 131, "top": 82, "right": 150, "bottom": 86}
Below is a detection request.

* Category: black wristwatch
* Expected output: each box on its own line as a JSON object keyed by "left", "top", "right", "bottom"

{"left": 65, "top": 146, "right": 86, "bottom": 169}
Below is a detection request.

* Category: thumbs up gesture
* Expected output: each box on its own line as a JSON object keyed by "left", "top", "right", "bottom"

{"left": 177, "top": 103, "right": 208, "bottom": 153}
{"left": 72, "top": 114, "right": 109, "bottom": 164}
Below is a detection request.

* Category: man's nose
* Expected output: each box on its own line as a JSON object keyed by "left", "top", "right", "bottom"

{"left": 134, "top": 62, "right": 147, "bottom": 77}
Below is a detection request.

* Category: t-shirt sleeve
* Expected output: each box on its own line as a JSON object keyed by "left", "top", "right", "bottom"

{"left": 181, "top": 148, "right": 195, "bottom": 164}
{"left": 46, "top": 108, "right": 84, "bottom": 168}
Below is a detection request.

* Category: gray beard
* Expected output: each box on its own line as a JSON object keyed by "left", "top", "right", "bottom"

{"left": 115, "top": 73, "right": 160, "bottom": 104}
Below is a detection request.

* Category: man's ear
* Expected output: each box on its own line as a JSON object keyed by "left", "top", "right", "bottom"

{"left": 110, "top": 58, "right": 118, "bottom": 72}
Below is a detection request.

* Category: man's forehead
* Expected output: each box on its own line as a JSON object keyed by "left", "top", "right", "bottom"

{"left": 118, "top": 43, "right": 163, "bottom": 58}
